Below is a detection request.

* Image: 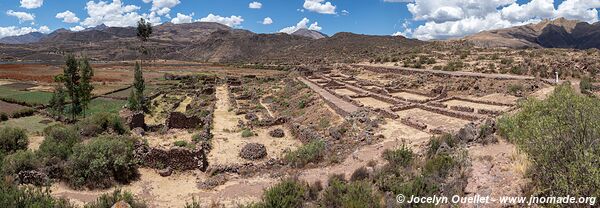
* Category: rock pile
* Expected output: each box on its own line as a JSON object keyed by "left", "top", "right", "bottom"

{"left": 269, "top": 128, "right": 285, "bottom": 138}
{"left": 239, "top": 143, "right": 267, "bottom": 160}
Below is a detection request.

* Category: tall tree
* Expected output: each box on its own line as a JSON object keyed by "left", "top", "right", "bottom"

{"left": 63, "top": 55, "right": 81, "bottom": 120}
{"left": 49, "top": 75, "right": 66, "bottom": 116}
{"left": 128, "top": 62, "right": 145, "bottom": 111}
{"left": 136, "top": 18, "right": 153, "bottom": 66}
{"left": 79, "top": 58, "right": 94, "bottom": 117}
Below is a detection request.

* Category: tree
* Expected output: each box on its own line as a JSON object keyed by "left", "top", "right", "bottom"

{"left": 49, "top": 75, "right": 67, "bottom": 116}
{"left": 136, "top": 18, "right": 153, "bottom": 65}
{"left": 128, "top": 62, "right": 145, "bottom": 111}
{"left": 63, "top": 55, "right": 81, "bottom": 120}
{"left": 79, "top": 58, "right": 94, "bottom": 117}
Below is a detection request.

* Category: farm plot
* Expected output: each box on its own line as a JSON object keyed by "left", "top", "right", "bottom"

{"left": 0, "top": 100, "right": 29, "bottom": 114}
{"left": 394, "top": 108, "right": 470, "bottom": 131}
{"left": 443, "top": 99, "right": 510, "bottom": 112}
{"left": 354, "top": 97, "right": 394, "bottom": 109}
{"left": 0, "top": 85, "right": 53, "bottom": 106}
{"left": 0, "top": 115, "right": 57, "bottom": 134}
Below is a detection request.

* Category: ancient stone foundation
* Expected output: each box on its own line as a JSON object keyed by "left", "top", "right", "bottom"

{"left": 166, "top": 112, "right": 202, "bottom": 129}
{"left": 134, "top": 142, "right": 208, "bottom": 171}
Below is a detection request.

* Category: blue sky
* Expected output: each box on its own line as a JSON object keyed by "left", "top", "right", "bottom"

{"left": 1, "top": 0, "right": 599, "bottom": 40}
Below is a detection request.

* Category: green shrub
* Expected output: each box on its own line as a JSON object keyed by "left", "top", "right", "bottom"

{"left": 251, "top": 179, "right": 306, "bottom": 208}
{"left": 0, "top": 113, "right": 8, "bottom": 121}
{"left": 498, "top": 84, "right": 600, "bottom": 198}
{"left": 84, "top": 189, "right": 147, "bottom": 208}
{"left": 0, "top": 127, "right": 28, "bottom": 153}
{"left": 382, "top": 145, "right": 413, "bottom": 168}
{"left": 173, "top": 140, "right": 190, "bottom": 148}
{"left": 0, "top": 180, "right": 73, "bottom": 208}
{"left": 38, "top": 125, "right": 80, "bottom": 160}
{"left": 284, "top": 139, "right": 326, "bottom": 168}
{"left": 321, "top": 177, "right": 381, "bottom": 208}
{"left": 508, "top": 84, "right": 524, "bottom": 94}
{"left": 10, "top": 108, "right": 35, "bottom": 118}
{"left": 580, "top": 76, "right": 593, "bottom": 93}
{"left": 423, "top": 154, "right": 455, "bottom": 178}
{"left": 66, "top": 136, "right": 139, "bottom": 189}
{"left": 2, "top": 150, "right": 39, "bottom": 176}
{"left": 426, "top": 134, "right": 459, "bottom": 158}
{"left": 77, "top": 112, "right": 127, "bottom": 136}
{"left": 241, "top": 129, "right": 255, "bottom": 137}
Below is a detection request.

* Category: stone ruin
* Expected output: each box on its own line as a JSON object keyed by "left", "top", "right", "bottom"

{"left": 120, "top": 109, "right": 146, "bottom": 130}
{"left": 450, "top": 105, "right": 475, "bottom": 113}
{"left": 166, "top": 112, "right": 202, "bottom": 129}
{"left": 401, "top": 116, "right": 427, "bottom": 130}
{"left": 269, "top": 128, "right": 285, "bottom": 138}
{"left": 134, "top": 142, "right": 208, "bottom": 171}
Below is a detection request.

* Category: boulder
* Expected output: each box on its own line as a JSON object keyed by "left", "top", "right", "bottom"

{"left": 245, "top": 113, "right": 258, "bottom": 122}
{"left": 17, "top": 170, "right": 48, "bottom": 186}
{"left": 159, "top": 167, "right": 172, "bottom": 177}
{"left": 239, "top": 143, "right": 267, "bottom": 160}
{"left": 457, "top": 123, "right": 478, "bottom": 142}
{"left": 269, "top": 128, "right": 285, "bottom": 138}
{"left": 329, "top": 127, "right": 344, "bottom": 140}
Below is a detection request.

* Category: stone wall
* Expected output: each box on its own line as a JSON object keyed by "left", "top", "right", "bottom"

{"left": 166, "top": 112, "right": 202, "bottom": 129}
{"left": 135, "top": 143, "right": 208, "bottom": 171}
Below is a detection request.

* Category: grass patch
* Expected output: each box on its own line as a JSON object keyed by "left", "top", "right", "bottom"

{"left": 241, "top": 129, "right": 255, "bottom": 137}
{"left": 0, "top": 86, "right": 53, "bottom": 106}
{"left": 284, "top": 139, "right": 326, "bottom": 168}
{"left": 0, "top": 115, "right": 57, "bottom": 134}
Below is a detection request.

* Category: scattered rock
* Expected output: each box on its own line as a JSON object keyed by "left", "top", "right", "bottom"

{"left": 239, "top": 143, "right": 267, "bottom": 160}
{"left": 457, "top": 123, "right": 478, "bottom": 142}
{"left": 269, "top": 128, "right": 285, "bottom": 138}
{"left": 16, "top": 170, "right": 48, "bottom": 186}
{"left": 158, "top": 167, "right": 172, "bottom": 177}
{"left": 197, "top": 175, "right": 227, "bottom": 190}
{"left": 329, "top": 127, "right": 344, "bottom": 140}
{"left": 401, "top": 116, "right": 427, "bottom": 130}
{"left": 131, "top": 127, "right": 145, "bottom": 137}
{"left": 245, "top": 113, "right": 258, "bottom": 122}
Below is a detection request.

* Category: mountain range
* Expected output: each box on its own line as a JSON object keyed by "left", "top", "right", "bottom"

{"left": 0, "top": 22, "right": 421, "bottom": 63}
{"left": 2, "top": 18, "right": 600, "bottom": 63}
{"left": 464, "top": 18, "right": 600, "bottom": 49}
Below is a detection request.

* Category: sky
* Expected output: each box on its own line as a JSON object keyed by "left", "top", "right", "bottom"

{"left": 1, "top": 0, "right": 600, "bottom": 40}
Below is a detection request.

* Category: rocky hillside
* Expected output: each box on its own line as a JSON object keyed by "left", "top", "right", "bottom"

{"left": 464, "top": 18, "right": 600, "bottom": 49}
{"left": 0, "top": 22, "right": 424, "bottom": 63}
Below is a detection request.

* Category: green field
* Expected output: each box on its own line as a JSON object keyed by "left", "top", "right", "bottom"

{"left": 0, "top": 86, "right": 53, "bottom": 106}
{"left": 0, "top": 115, "right": 57, "bottom": 134}
{"left": 65, "top": 98, "right": 127, "bottom": 117}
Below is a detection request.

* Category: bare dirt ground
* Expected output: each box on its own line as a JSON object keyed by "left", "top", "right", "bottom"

{"left": 299, "top": 119, "right": 432, "bottom": 184}
{"left": 0, "top": 100, "right": 29, "bottom": 114}
{"left": 464, "top": 140, "right": 529, "bottom": 207}
{"left": 145, "top": 129, "right": 195, "bottom": 149}
{"left": 27, "top": 136, "right": 44, "bottom": 151}
{"left": 209, "top": 85, "right": 301, "bottom": 166}
{"left": 443, "top": 99, "right": 510, "bottom": 111}
{"left": 354, "top": 97, "right": 395, "bottom": 109}
{"left": 395, "top": 108, "right": 471, "bottom": 131}
{"left": 390, "top": 92, "right": 431, "bottom": 101}
{"left": 334, "top": 88, "right": 357, "bottom": 96}
{"left": 468, "top": 93, "right": 518, "bottom": 105}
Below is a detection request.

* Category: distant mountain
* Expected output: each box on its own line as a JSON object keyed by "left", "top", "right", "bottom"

{"left": 464, "top": 18, "right": 600, "bottom": 49}
{"left": 291, "top": 29, "right": 328, "bottom": 39}
{"left": 0, "top": 22, "right": 425, "bottom": 63}
{"left": 0, "top": 32, "right": 47, "bottom": 44}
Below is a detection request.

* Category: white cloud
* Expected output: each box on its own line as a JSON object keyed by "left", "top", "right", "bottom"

{"left": 279, "top": 18, "right": 322, "bottom": 33}
{"left": 0, "top": 25, "right": 49, "bottom": 38}
{"left": 198, "top": 14, "right": 244, "bottom": 27}
{"left": 70, "top": 26, "right": 85, "bottom": 31}
{"left": 262, "top": 17, "right": 273, "bottom": 25}
{"left": 171, "top": 13, "right": 194, "bottom": 24}
{"left": 405, "top": 0, "right": 600, "bottom": 40}
{"left": 6, "top": 10, "right": 35, "bottom": 23}
{"left": 303, "top": 0, "right": 336, "bottom": 14}
{"left": 249, "top": 2, "right": 262, "bottom": 9}
{"left": 56, "top": 10, "right": 80, "bottom": 23}
{"left": 20, "top": 0, "right": 43, "bottom": 9}
{"left": 142, "top": 0, "right": 180, "bottom": 16}
{"left": 341, "top": 10, "right": 350, "bottom": 15}
{"left": 384, "top": 0, "right": 414, "bottom": 2}
{"left": 80, "top": 0, "right": 161, "bottom": 28}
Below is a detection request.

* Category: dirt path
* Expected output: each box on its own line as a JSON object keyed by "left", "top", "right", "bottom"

{"left": 298, "top": 77, "right": 359, "bottom": 114}
{"left": 209, "top": 85, "right": 301, "bottom": 165}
